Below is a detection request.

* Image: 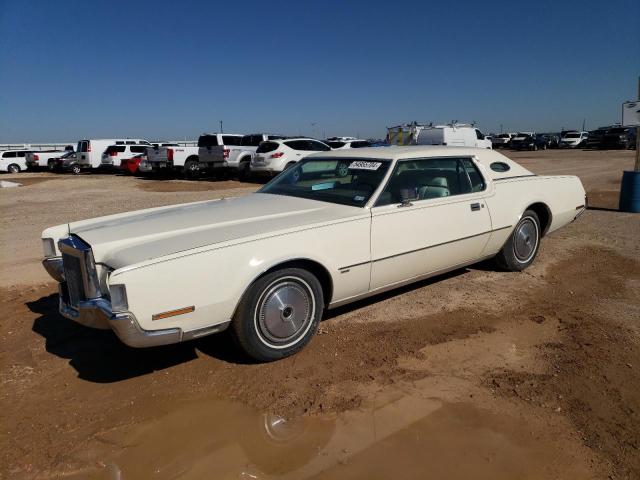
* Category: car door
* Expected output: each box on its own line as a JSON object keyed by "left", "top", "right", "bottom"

{"left": 369, "top": 157, "right": 492, "bottom": 291}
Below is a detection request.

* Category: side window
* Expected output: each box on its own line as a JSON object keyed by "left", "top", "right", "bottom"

{"left": 309, "top": 141, "right": 331, "bottom": 151}
{"left": 125, "top": 141, "right": 136, "bottom": 145}
{"left": 116, "top": 141, "right": 125, "bottom": 145}
{"left": 284, "top": 140, "right": 305, "bottom": 151}
{"left": 475, "top": 129, "right": 485, "bottom": 140}
{"left": 376, "top": 158, "right": 473, "bottom": 206}
{"left": 197, "top": 135, "right": 218, "bottom": 147}
{"left": 461, "top": 159, "right": 486, "bottom": 192}
{"left": 222, "top": 135, "right": 242, "bottom": 146}
{"left": 130, "top": 146, "right": 147, "bottom": 154}
{"left": 2, "top": 151, "right": 16, "bottom": 158}
{"left": 351, "top": 141, "right": 371, "bottom": 148}
{"left": 16, "top": 151, "right": 26, "bottom": 157}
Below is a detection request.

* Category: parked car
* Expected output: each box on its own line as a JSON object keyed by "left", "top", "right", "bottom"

{"left": 48, "top": 150, "right": 76, "bottom": 171}
{"left": 101, "top": 144, "right": 150, "bottom": 169}
{"left": 325, "top": 139, "right": 372, "bottom": 149}
{"left": 388, "top": 123, "right": 492, "bottom": 149}
{"left": 251, "top": 138, "right": 331, "bottom": 175}
{"left": 119, "top": 154, "right": 148, "bottom": 175}
{"left": 194, "top": 133, "right": 244, "bottom": 179}
{"left": 230, "top": 134, "right": 288, "bottom": 179}
{"left": 585, "top": 128, "right": 608, "bottom": 149}
{"left": 516, "top": 134, "right": 556, "bottom": 151}
{"left": 41, "top": 146, "right": 586, "bottom": 361}
{"left": 491, "top": 134, "right": 515, "bottom": 149}
{"left": 53, "top": 152, "right": 82, "bottom": 174}
{"left": 559, "top": 131, "right": 588, "bottom": 148}
{"left": 0, "top": 149, "right": 31, "bottom": 173}
{"left": 25, "top": 149, "right": 69, "bottom": 170}
{"left": 508, "top": 132, "right": 535, "bottom": 150}
{"left": 74, "top": 139, "right": 151, "bottom": 173}
{"left": 600, "top": 127, "right": 637, "bottom": 149}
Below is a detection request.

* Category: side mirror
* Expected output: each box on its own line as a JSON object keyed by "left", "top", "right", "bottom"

{"left": 399, "top": 187, "right": 418, "bottom": 206}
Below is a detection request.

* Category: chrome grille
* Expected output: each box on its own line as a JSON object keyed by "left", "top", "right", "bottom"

{"left": 62, "top": 253, "right": 84, "bottom": 308}
{"left": 58, "top": 235, "right": 102, "bottom": 308}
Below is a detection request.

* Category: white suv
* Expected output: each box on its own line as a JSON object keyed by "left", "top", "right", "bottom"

{"left": 0, "top": 150, "right": 31, "bottom": 173}
{"left": 251, "top": 138, "right": 331, "bottom": 175}
{"left": 325, "top": 138, "right": 372, "bottom": 149}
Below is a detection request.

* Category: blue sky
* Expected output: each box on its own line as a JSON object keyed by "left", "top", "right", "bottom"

{"left": 1, "top": 0, "right": 638, "bottom": 142}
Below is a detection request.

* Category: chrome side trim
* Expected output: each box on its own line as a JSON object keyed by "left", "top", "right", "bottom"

{"left": 338, "top": 225, "right": 512, "bottom": 270}
{"left": 182, "top": 321, "right": 231, "bottom": 341}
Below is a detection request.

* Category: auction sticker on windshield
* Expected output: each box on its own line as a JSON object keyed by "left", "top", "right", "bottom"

{"left": 349, "top": 161, "right": 382, "bottom": 170}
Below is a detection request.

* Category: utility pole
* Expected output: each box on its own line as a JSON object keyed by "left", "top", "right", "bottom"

{"left": 219, "top": 121, "right": 223, "bottom": 133}
{"left": 500, "top": 124, "right": 503, "bottom": 134}
{"left": 582, "top": 118, "right": 586, "bottom": 132}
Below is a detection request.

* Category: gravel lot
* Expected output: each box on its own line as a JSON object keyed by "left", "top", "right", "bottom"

{"left": 1, "top": 148, "right": 639, "bottom": 479}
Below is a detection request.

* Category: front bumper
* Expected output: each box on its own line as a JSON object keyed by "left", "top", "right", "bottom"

{"left": 58, "top": 283, "right": 183, "bottom": 347}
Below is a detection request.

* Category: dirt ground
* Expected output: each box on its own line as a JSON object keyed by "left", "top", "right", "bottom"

{"left": 1, "top": 148, "right": 639, "bottom": 479}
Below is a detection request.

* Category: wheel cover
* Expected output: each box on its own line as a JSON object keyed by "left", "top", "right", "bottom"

{"left": 255, "top": 277, "right": 314, "bottom": 347}
{"left": 513, "top": 217, "right": 539, "bottom": 263}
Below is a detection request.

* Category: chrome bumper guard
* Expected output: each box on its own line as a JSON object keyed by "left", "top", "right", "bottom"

{"left": 59, "top": 284, "right": 183, "bottom": 347}
{"left": 43, "top": 257, "right": 65, "bottom": 282}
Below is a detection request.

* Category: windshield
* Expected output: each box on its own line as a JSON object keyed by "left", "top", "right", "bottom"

{"left": 564, "top": 133, "right": 580, "bottom": 138}
{"left": 259, "top": 158, "right": 391, "bottom": 207}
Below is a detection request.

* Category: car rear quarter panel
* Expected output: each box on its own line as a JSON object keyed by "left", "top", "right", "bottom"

{"left": 109, "top": 216, "right": 371, "bottom": 333}
{"left": 482, "top": 175, "right": 586, "bottom": 256}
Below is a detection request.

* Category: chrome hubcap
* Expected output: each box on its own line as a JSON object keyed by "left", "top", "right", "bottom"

{"left": 513, "top": 217, "right": 538, "bottom": 263}
{"left": 257, "top": 278, "right": 313, "bottom": 345}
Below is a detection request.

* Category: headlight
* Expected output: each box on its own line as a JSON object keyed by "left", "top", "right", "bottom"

{"left": 110, "top": 284, "right": 129, "bottom": 313}
{"left": 42, "top": 238, "right": 57, "bottom": 257}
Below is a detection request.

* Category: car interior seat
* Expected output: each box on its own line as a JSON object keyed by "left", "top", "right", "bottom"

{"left": 418, "top": 177, "right": 450, "bottom": 199}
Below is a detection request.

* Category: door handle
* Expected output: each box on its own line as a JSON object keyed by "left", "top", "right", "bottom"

{"left": 470, "top": 203, "right": 481, "bottom": 211}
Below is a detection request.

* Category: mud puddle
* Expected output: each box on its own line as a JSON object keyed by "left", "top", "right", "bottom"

{"left": 64, "top": 392, "right": 592, "bottom": 480}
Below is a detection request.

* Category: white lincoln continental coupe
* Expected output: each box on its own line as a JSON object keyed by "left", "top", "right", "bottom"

{"left": 42, "top": 147, "right": 586, "bottom": 361}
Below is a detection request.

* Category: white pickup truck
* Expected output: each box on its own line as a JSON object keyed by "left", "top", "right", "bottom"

{"left": 146, "top": 144, "right": 198, "bottom": 176}
{"left": 25, "top": 150, "right": 71, "bottom": 170}
{"left": 194, "top": 133, "right": 287, "bottom": 179}
{"left": 193, "top": 133, "right": 243, "bottom": 179}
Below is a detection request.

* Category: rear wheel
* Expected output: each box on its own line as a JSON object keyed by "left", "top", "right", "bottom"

{"left": 7, "top": 164, "right": 20, "bottom": 174}
{"left": 284, "top": 161, "right": 296, "bottom": 170}
{"left": 230, "top": 268, "right": 324, "bottom": 362}
{"left": 184, "top": 160, "right": 200, "bottom": 180}
{"left": 494, "top": 210, "right": 541, "bottom": 271}
{"left": 48, "top": 160, "right": 56, "bottom": 171}
{"left": 238, "top": 159, "right": 251, "bottom": 181}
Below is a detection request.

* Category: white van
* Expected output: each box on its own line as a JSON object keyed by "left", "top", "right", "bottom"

{"left": 388, "top": 123, "right": 492, "bottom": 149}
{"left": 75, "top": 139, "right": 151, "bottom": 171}
{"left": 414, "top": 125, "right": 492, "bottom": 148}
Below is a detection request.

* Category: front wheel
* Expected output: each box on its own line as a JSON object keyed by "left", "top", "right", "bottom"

{"left": 230, "top": 268, "right": 324, "bottom": 362}
{"left": 7, "top": 164, "right": 20, "bottom": 174}
{"left": 71, "top": 164, "right": 81, "bottom": 175}
{"left": 494, "top": 210, "right": 541, "bottom": 271}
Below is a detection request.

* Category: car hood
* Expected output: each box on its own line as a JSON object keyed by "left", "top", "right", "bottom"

{"left": 68, "top": 193, "right": 365, "bottom": 269}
